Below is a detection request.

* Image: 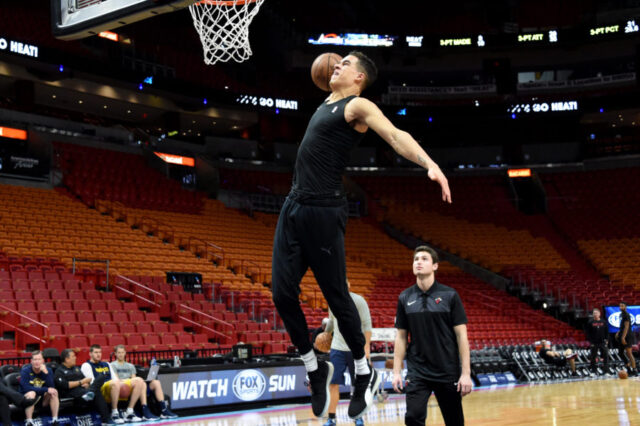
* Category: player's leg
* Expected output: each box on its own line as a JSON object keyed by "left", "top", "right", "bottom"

{"left": 325, "top": 350, "right": 348, "bottom": 426}
{"left": 625, "top": 347, "right": 636, "bottom": 371}
{"left": 405, "top": 379, "right": 433, "bottom": 426}
{"left": 601, "top": 344, "right": 610, "bottom": 367}
{"left": 49, "top": 392, "right": 60, "bottom": 421}
{"left": 272, "top": 198, "right": 313, "bottom": 354}
{"left": 272, "top": 198, "right": 331, "bottom": 417}
{"left": 302, "top": 203, "right": 366, "bottom": 360}
{"left": 432, "top": 380, "right": 464, "bottom": 426}
{"left": 24, "top": 391, "right": 37, "bottom": 422}
{"left": 0, "top": 394, "right": 11, "bottom": 426}
{"left": 149, "top": 380, "right": 176, "bottom": 418}
{"left": 124, "top": 379, "right": 143, "bottom": 422}
{"left": 300, "top": 203, "right": 372, "bottom": 419}
{"left": 589, "top": 344, "right": 597, "bottom": 369}
{"left": 101, "top": 381, "right": 123, "bottom": 424}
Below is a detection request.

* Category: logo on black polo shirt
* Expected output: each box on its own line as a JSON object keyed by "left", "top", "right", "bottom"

{"left": 435, "top": 297, "right": 442, "bottom": 304}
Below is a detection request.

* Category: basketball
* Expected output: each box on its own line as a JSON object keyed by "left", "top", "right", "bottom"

{"left": 314, "top": 331, "right": 333, "bottom": 352}
{"left": 619, "top": 370, "right": 628, "bottom": 380}
{"left": 385, "top": 358, "right": 394, "bottom": 369}
{"left": 311, "top": 52, "right": 342, "bottom": 92}
{"left": 119, "top": 384, "right": 132, "bottom": 400}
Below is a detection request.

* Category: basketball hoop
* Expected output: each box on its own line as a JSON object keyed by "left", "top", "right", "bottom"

{"left": 189, "top": 0, "right": 265, "bottom": 65}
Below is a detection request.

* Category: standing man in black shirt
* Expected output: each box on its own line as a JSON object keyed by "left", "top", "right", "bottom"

{"left": 585, "top": 308, "right": 609, "bottom": 371}
{"left": 54, "top": 349, "right": 115, "bottom": 426}
{"left": 392, "top": 246, "right": 471, "bottom": 426}
{"left": 271, "top": 51, "right": 451, "bottom": 421}
{"left": 616, "top": 302, "right": 637, "bottom": 376}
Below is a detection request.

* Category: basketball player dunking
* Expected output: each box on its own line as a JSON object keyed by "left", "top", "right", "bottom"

{"left": 271, "top": 50, "right": 451, "bottom": 420}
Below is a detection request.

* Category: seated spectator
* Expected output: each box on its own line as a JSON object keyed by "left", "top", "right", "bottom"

{"left": 80, "top": 344, "right": 126, "bottom": 424}
{"left": 0, "top": 381, "right": 37, "bottom": 426}
{"left": 20, "top": 350, "right": 60, "bottom": 426}
{"left": 537, "top": 340, "right": 578, "bottom": 375}
{"left": 54, "top": 349, "right": 115, "bottom": 426}
{"left": 109, "top": 345, "right": 162, "bottom": 420}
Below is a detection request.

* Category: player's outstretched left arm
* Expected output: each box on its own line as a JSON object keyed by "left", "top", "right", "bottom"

{"left": 347, "top": 97, "right": 451, "bottom": 203}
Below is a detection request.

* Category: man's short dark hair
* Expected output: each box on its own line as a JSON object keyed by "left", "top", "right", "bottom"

{"left": 414, "top": 245, "right": 439, "bottom": 264}
{"left": 348, "top": 50, "right": 378, "bottom": 90}
{"left": 90, "top": 344, "right": 101, "bottom": 352}
{"left": 61, "top": 349, "right": 74, "bottom": 361}
{"left": 31, "top": 350, "right": 43, "bottom": 359}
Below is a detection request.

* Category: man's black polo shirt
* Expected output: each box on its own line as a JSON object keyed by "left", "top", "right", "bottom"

{"left": 586, "top": 318, "right": 608, "bottom": 344}
{"left": 395, "top": 281, "right": 467, "bottom": 383}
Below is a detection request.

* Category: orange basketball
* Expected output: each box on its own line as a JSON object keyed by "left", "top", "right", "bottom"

{"left": 314, "top": 331, "right": 333, "bottom": 353}
{"left": 385, "top": 358, "right": 394, "bottom": 369}
{"left": 311, "top": 52, "right": 342, "bottom": 92}
{"left": 619, "top": 370, "right": 629, "bottom": 380}
{"left": 119, "top": 384, "right": 132, "bottom": 400}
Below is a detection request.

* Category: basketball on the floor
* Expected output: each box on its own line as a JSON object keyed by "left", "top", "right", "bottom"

{"left": 311, "top": 52, "right": 342, "bottom": 91}
{"left": 119, "top": 384, "right": 132, "bottom": 400}
{"left": 314, "top": 331, "right": 332, "bottom": 352}
{"left": 619, "top": 370, "right": 629, "bottom": 379}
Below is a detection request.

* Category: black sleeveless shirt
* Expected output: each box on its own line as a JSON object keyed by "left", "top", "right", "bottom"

{"left": 291, "top": 95, "right": 365, "bottom": 201}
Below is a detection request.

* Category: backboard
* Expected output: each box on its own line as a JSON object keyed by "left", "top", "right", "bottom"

{"left": 51, "top": 0, "right": 195, "bottom": 40}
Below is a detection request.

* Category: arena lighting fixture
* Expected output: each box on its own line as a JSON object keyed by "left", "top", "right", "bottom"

{"left": 0, "top": 126, "right": 27, "bottom": 140}
{"left": 508, "top": 168, "right": 532, "bottom": 178}
{"left": 98, "top": 31, "right": 119, "bottom": 42}
{"left": 154, "top": 152, "right": 195, "bottom": 167}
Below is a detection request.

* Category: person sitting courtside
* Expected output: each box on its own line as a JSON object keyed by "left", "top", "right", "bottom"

{"left": 110, "top": 345, "right": 177, "bottom": 419}
{"left": 54, "top": 349, "right": 115, "bottom": 426}
{"left": 20, "top": 350, "right": 60, "bottom": 426}
{"left": 537, "top": 340, "right": 578, "bottom": 375}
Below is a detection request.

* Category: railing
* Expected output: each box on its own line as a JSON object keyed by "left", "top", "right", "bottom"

{"left": 114, "top": 275, "right": 167, "bottom": 315}
{"left": 0, "top": 303, "right": 49, "bottom": 346}
{"left": 105, "top": 347, "right": 264, "bottom": 367}
{"left": 187, "top": 237, "right": 225, "bottom": 264}
{"left": 113, "top": 284, "right": 160, "bottom": 308}
{"left": 0, "top": 356, "right": 37, "bottom": 368}
{"left": 240, "top": 259, "right": 261, "bottom": 279}
{"left": 116, "top": 274, "right": 164, "bottom": 298}
{"left": 72, "top": 257, "right": 110, "bottom": 290}
{"left": 178, "top": 304, "right": 233, "bottom": 331}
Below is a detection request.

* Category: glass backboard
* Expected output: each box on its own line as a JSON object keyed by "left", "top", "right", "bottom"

{"left": 51, "top": 0, "right": 195, "bottom": 40}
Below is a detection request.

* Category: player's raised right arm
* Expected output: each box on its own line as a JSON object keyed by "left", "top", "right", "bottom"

{"left": 349, "top": 98, "right": 451, "bottom": 203}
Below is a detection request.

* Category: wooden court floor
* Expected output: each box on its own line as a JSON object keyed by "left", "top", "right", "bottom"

{"left": 164, "top": 377, "right": 640, "bottom": 425}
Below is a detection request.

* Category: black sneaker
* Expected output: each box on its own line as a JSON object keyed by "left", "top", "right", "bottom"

{"left": 307, "top": 360, "right": 334, "bottom": 418}
{"left": 348, "top": 367, "right": 374, "bottom": 419}
{"left": 628, "top": 369, "right": 638, "bottom": 377}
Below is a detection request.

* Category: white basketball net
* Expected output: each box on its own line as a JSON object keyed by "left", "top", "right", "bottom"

{"left": 189, "top": 0, "right": 265, "bottom": 65}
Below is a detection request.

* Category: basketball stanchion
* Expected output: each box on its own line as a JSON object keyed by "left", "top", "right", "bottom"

{"left": 188, "top": 0, "right": 265, "bottom": 64}
{"left": 372, "top": 328, "right": 396, "bottom": 402}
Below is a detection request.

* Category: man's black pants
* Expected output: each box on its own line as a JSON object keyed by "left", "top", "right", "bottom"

{"left": 589, "top": 342, "right": 609, "bottom": 368}
{"left": 405, "top": 378, "right": 464, "bottom": 426}
{"left": 272, "top": 196, "right": 365, "bottom": 359}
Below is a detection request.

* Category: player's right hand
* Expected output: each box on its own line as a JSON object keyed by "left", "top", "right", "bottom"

{"left": 428, "top": 166, "right": 452, "bottom": 203}
{"left": 392, "top": 373, "right": 404, "bottom": 393}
